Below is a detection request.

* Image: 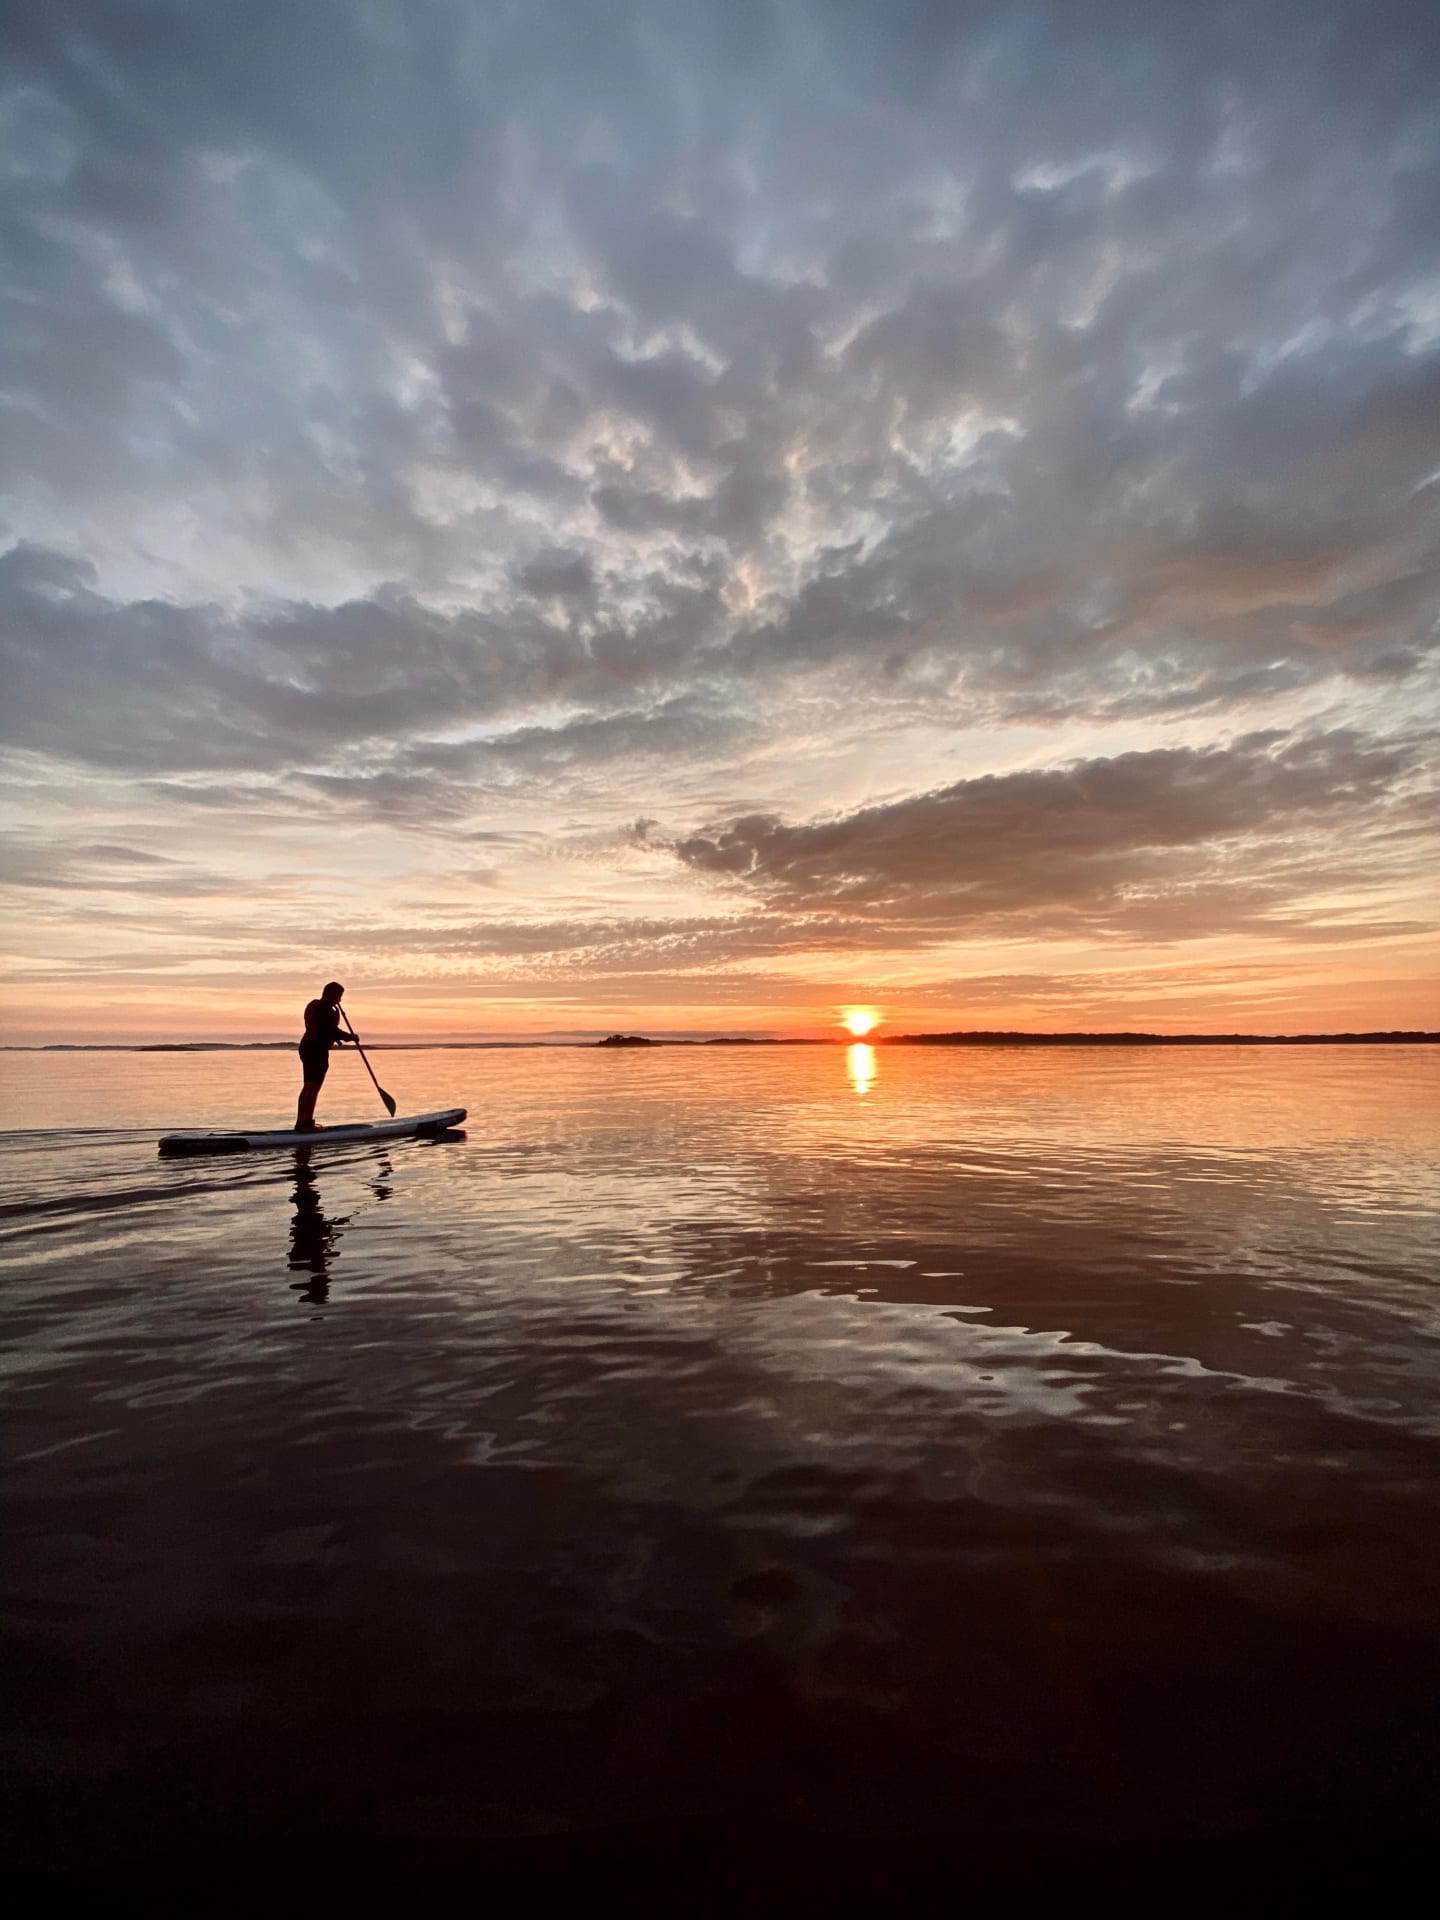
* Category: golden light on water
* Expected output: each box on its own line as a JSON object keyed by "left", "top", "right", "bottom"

{"left": 846, "top": 1042, "right": 877, "bottom": 1096}
{"left": 840, "top": 1008, "right": 880, "bottom": 1037}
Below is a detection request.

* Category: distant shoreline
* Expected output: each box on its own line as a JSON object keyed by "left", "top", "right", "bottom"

{"left": 4, "top": 1030, "right": 1436, "bottom": 1052}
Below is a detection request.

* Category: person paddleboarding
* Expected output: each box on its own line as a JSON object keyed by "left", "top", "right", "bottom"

{"left": 295, "top": 981, "right": 358, "bottom": 1131}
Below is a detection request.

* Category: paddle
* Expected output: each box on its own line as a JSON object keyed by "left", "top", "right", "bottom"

{"left": 340, "top": 1005, "right": 396, "bottom": 1116}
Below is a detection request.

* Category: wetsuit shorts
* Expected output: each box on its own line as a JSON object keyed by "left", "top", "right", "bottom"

{"left": 298, "top": 1042, "right": 330, "bottom": 1084}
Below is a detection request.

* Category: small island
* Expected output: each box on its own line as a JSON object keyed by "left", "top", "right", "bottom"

{"left": 886, "top": 1029, "right": 1438, "bottom": 1047}
{"left": 596, "top": 1033, "right": 655, "bottom": 1047}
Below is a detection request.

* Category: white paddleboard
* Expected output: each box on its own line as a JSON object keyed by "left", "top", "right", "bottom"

{"left": 158, "top": 1107, "right": 467, "bottom": 1155}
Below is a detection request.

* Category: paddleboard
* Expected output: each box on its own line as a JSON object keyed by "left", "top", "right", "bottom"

{"left": 158, "top": 1108, "right": 467, "bottom": 1155}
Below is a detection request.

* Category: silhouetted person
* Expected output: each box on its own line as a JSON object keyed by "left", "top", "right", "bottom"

{"left": 294, "top": 980, "right": 357, "bottom": 1131}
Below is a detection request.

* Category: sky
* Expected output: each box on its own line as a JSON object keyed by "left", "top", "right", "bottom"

{"left": 2, "top": 0, "right": 1438, "bottom": 1043}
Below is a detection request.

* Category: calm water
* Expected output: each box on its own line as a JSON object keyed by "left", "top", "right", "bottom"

{"left": 3, "top": 1044, "right": 1438, "bottom": 1898}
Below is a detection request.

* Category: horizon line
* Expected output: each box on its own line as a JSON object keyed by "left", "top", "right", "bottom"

{"left": 4, "top": 1028, "right": 1437, "bottom": 1053}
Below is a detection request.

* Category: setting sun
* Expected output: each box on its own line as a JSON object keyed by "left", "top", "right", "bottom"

{"left": 841, "top": 1008, "right": 880, "bottom": 1038}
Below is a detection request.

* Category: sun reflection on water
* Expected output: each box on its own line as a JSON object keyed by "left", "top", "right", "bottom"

{"left": 846, "top": 1041, "right": 877, "bottom": 1096}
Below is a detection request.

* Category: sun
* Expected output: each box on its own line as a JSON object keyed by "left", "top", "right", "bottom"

{"left": 840, "top": 1008, "right": 880, "bottom": 1038}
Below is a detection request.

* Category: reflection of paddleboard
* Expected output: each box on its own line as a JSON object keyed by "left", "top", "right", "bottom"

{"left": 159, "top": 1108, "right": 467, "bottom": 1156}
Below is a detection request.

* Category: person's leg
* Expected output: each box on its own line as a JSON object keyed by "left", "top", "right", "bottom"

{"left": 296, "top": 1044, "right": 328, "bottom": 1129}
{"left": 295, "top": 1079, "right": 322, "bottom": 1130}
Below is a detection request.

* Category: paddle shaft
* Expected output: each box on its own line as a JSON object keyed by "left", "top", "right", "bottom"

{"left": 339, "top": 1005, "right": 396, "bottom": 1116}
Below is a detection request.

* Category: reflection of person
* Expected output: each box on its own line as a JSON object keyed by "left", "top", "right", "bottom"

{"left": 294, "top": 981, "right": 357, "bottom": 1132}
{"left": 288, "top": 1152, "right": 347, "bottom": 1305}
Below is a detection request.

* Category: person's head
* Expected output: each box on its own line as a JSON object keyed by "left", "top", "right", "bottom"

{"left": 322, "top": 981, "right": 345, "bottom": 1005}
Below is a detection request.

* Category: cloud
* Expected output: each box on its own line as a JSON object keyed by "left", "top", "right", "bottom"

{"left": 5, "top": 2, "right": 1437, "bottom": 668}
{"left": 515, "top": 549, "right": 596, "bottom": 600}
{"left": 0, "top": 540, "right": 737, "bottom": 777}
{"left": 671, "top": 728, "right": 1436, "bottom": 941}
{"left": 290, "top": 702, "right": 749, "bottom": 835}
{"left": 0, "top": 832, "right": 269, "bottom": 899}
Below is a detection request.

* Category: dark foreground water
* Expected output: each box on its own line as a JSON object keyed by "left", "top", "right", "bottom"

{"left": 3, "top": 1044, "right": 1438, "bottom": 1902}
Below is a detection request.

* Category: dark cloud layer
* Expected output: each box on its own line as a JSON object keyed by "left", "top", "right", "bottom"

{"left": 5, "top": 1, "right": 1438, "bottom": 752}
{"left": 673, "top": 729, "right": 1434, "bottom": 942}
{"left": 0, "top": 539, "right": 741, "bottom": 777}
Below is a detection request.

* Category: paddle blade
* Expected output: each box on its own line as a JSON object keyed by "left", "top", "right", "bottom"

{"left": 378, "top": 1086, "right": 397, "bottom": 1117}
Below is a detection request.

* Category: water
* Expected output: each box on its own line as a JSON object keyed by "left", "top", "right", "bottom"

{"left": 3, "top": 1044, "right": 1438, "bottom": 1898}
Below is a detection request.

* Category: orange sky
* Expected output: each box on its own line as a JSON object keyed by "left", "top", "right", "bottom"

{"left": 3, "top": 939, "right": 1436, "bottom": 1046}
